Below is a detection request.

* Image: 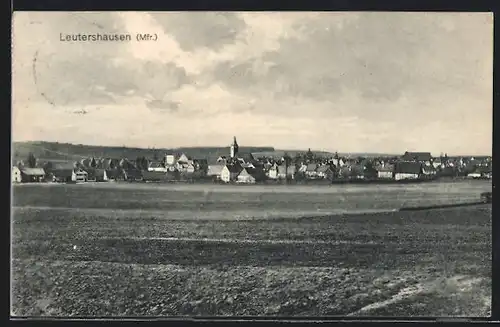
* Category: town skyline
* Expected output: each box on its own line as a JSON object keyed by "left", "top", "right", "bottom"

{"left": 12, "top": 12, "right": 492, "bottom": 156}
{"left": 13, "top": 139, "right": 492, "bottom": 158}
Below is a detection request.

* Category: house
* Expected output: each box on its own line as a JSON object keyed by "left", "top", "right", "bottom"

{"left": 12, "top": 166, "right": 22, "bottom": 183}
{"left": 52, "top": 168, "right": 88, "bottom": 183}
{"left": 216, "top": 156, "right": 228, "bottom": 164}
{"left": 207, "top": 165, "right": 225, "bottom": 179}
{"left": 267, "top": 163, "right": 279, "bottom": 179}
{"left": 80, "top": 158, "right": 92, "bottom": 168}
{"left": 248, "top": 167, "right": 267, "bottom": 182}
{"left": 166, "top": 165, "right": 177, "bottom": 172}
{"left": 101, "top": 158, "right": 113, "bottom": 170}
{"left": 402, "top": 151, "right": 432, "bottom": 163}
{"left": 105, "top": 169, "right": 126, "bottom": 181}
{"left": 177, "top": 153, "right": 192, "bottom": 164}
{"left": 220, "top": 164, "right": 242, "bottom": 183}
{"left": 86, "top": 168, "right": 108, "bottom": 182}
{"left": 421, "top": 165, "right": 437, "bottom": 177}
{"left": 298, "top": 164, "right": 308, "bottom": 173}
{"left": 176, "top": 162, "right": 195, "bottom": 174}
{"left": 164, "top": 154, "right": 177, "bottom": 166}
{"left": 338, "top": 166, "right": 351, "bottom": 179}
{"left": 432, "top": 159, "right": 443, "bottom": 169}
{"left": 110, "top": 158, "right": 121, "bottom": 169}
{"left": 237, "top": 153, "right": 255, "bottom": 164}
{"left": 20, "top": 168, "right": 46, "bottom": 183}
{"left": 467, "top": 166, "right": 491, "bottom": 179}
{"left": 123, "top": 168, "right": 143, "bottom": 181}
{"left": 192, "top": 159, "right": 209, "bottom": 172}
{"left": 305, "top": 163, "right": 319, "bottom": 178}
{"left": 148, "top": 161, "right": 167, "bottom": 172}
{"left": 467, "top": 171, "right": 482, "bottom": 179}
{"left": 316, "top": 165, "right": 334, "bottom": 180}
{"left": 236, "top": 168, "right": 257, "bottom": 184}
{"left": 349, "top": 165, "right": 366, "bottom": 179}
{"left": 394, "top": 162, "right": 422, "bottom": 181}
{"left": 277, "top": 165, "right": 296, "bottom": 180}
{"left": 241, "top": 162, "right": 256, "bottom": 169}
{"left": 375, "top": 164, "right": 394, "bottom": 179}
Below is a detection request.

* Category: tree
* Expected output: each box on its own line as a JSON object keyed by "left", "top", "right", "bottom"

{"left": 141, "top": 157, "right": 149, "bottom": 171}
{"left": 283, "top": 152, "right": 292, "bottom": 183}
{"left": 43, "top": 161, "right": 53, "bottom": 171}
{"left": 153, "top": 150, "right": 159, "bottom": 161}
{"left": 27, "top": 152, "right": 37, "bottom": 168}
{"left": 91, "top": 157, "right": 97, "bottom": 168}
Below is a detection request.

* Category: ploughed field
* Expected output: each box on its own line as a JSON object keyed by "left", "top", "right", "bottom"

{"left": 11, "top": 181, "right": 492, "bottom": 317}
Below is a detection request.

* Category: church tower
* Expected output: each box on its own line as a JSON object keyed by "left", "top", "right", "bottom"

{"left": 230, "top": 136, "right": 239, "bottom": 158}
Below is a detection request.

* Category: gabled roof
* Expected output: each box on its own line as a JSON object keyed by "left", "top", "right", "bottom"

{"left": 375, "top": 164, "right": 394, "bottom": 172}
{"left": 51, "top": 169, "right": 74, "bottom": 178}
{"left": 402, "top": 152, "right": 432, "bottom": 162}
{"left": 86, "top": 168, "right": 107, "bottom": 179}
{"left": 316, "top": 165, "right": 333, "bottom": 173}
{"left": 394, "top": 162, "right": 422, "bottom": 174}
{"left": 207, "top": 165, "right": 225, "bottom": 175}
{"left": 224, "top": 164, "right": 243, "bottom": 174}
{"left": 243, "top": 167, "right": 266, "bottom": 180}
{"left": 52, "top": 168, "right": 87, "bottom": 177}
{"left": 149, "top": 161, "right": 164, "bottom": 168}
{"left": 105, "top": 169, "right": 125, "bottom": 178}
{"left": 237, "top": 152, "right": 255, "bottom": 163}
{"left": 20, "top": 168, "right": 45, "bottom": 175}
{"left": 123, "top": 168, "right": 143, "bottom": 177}
{"left": 80, "top": 158, "right": 91, "bottom": 167}
{"left": 53, "top": 162, "right": 77, "bottom": 170}
{"left": 238, "top": 168, "right": 253, "bottom": 177}
{"left": 306, "top": 163, "right": 317, "bottom": 172}
{"left": 474, "top": 166, "right": 492, "bottom": 174}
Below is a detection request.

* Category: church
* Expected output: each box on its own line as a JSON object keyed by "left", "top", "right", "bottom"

{"left": 227, "top": 136, "right": 255, "bottom": 166}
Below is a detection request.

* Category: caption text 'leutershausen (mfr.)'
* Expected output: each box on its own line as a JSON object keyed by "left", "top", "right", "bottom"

{"left": 59, "top": 33, "right": 158, "bottom": 42}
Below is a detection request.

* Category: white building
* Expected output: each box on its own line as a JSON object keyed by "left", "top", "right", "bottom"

{"left": 12, "top": 166, "right": 21, "bottom": 183}
{"left": 220, "top": 165, "right": 242, "bottom": 183}
{"left": 164, "top": 154, "right": 176, "bottom": 166}
{"left": 236, "top": 168, "right": 256, "bottom": 184}
{"left": 207, "top": 165, "right": 224, "bottom": 179}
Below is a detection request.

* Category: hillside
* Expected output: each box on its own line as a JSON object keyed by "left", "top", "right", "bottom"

{"left": 11, "top": 141, "right": 405, "bottom": 165}
{"left": 11, "top": 141, "right": 275, "bottom": 163}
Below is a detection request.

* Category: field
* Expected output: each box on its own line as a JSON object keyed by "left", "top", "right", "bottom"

{"left": 11, "top": 181, "right": 492, "bottom": 317}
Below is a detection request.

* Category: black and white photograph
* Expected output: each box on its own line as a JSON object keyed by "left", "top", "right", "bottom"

{"left": 11, "top": 11, "right": 492, "bottom": 317}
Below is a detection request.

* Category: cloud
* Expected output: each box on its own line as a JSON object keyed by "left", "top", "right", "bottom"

{"left": 149, "top": 12, "right": 247, "bottom": 52}
{"left": 145, "top": 99, "right": 180, "bottom": 111}
{"left": 12, "top": 12, "right": 493, "bottom": 155}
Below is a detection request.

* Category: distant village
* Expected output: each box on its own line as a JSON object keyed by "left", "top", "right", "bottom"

{"left": 12, "top": 137, "right": 492, "bottom": 184}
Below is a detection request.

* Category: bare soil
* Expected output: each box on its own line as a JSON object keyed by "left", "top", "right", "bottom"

{"left": 11, "top": 182, "right": 492, "bottom": 317}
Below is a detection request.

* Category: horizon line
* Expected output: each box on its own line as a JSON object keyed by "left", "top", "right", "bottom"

{"left": 12, "top": 140, "right": 492, "bottom": 158}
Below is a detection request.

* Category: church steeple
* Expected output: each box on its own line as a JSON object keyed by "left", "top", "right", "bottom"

{"left": 230, "top": 136, "right": 239, "bottom": 158}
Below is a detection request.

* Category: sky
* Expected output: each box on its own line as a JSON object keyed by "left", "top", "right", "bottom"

{"left": 12, "top": 12, "right": 493, "bottom": 155}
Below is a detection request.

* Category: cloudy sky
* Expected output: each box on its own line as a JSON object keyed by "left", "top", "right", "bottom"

{"left": 12, "top": 12, "right": 492, "bottom": 155}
